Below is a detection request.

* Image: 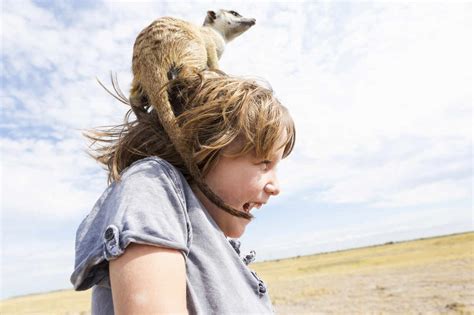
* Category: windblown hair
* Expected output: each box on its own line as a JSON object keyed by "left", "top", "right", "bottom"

{"left": 84, "top": 70, "right": 295, "bottom": 217}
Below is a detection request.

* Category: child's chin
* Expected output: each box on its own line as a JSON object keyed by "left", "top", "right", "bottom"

{"left": 225, "top": 223, "right": 248, "bottom": 238}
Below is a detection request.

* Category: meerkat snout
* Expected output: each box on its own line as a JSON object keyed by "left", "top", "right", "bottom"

{"left": 240, "top": 18, "right": 256, "bottom": 26}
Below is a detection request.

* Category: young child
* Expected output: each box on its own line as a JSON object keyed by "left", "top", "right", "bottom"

{"left": 70, "top": 71, "right": 295, "bottom": 314}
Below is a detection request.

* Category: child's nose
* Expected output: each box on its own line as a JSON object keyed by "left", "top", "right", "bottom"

{"left": 264, "top": 182, "right": 280, "bottom": 196}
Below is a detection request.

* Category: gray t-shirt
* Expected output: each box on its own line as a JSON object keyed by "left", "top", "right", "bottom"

{"left": 70, "top": 156, "right": 274, "bottom": 314}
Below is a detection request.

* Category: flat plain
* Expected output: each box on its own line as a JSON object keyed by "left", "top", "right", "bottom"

{"left": 1, "top": 232, "right": 473, "bottom": 314}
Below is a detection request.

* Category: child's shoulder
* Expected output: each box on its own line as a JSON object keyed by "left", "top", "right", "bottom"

{"left": 124, "top": 156, "right": 173, "bottom": 173}
{"left": 119, "top": 156, "right": 186, "bottom": 190}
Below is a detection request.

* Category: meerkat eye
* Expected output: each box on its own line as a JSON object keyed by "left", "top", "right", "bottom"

{"left": 229, "top": 10, "right": 241, "bottom": 17}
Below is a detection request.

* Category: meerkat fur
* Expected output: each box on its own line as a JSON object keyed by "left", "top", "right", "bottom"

{"left": 130, "top": 10, "right": 256, "bottom": 219}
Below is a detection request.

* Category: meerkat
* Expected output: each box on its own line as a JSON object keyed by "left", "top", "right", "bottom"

{"left": 130, "top": 10, "right": 256, "bottom": 219}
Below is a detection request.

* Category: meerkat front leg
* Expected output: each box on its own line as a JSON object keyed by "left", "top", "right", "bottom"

{"left": 206, "top": 44, "right": 220, "bottom": 69}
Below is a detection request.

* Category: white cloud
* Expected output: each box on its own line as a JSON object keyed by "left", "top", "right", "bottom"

{"left": 1, "top": 137, "right": 106, "bottom": 219}
{"left": 283, "top": 137, "right": 471, "bottom": 207}
{"left": 373, "top": 178, "right": 471, "bottom": 208}
{"left": 272, "top": 2, "right": 472, "bottom": 209}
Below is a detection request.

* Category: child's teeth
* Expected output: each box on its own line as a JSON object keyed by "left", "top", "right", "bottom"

{"left": 243, "top": 203, "right": 250, "bottom": 212}
{"left": 243, "top": 202, "right": 262, "bottom": 212}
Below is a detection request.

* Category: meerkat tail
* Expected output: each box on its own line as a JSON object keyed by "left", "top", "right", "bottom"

{"left": 196, "top": 178, "right": 253, "bottom": 219}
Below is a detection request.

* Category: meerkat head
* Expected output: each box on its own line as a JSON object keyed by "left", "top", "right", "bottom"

{"left": 204, "top": 9, "right": 256, "bottom": 42}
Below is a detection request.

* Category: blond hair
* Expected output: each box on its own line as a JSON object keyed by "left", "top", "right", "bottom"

{"left": 84, "top": 71, "right": 295, "bottom": 216}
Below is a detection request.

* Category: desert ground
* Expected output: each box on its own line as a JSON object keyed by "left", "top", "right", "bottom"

{"left": 1, "top": 232, "right": 473, "bottom": 314}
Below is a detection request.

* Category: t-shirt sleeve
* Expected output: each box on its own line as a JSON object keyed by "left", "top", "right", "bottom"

{"left": 70, "top": 158, "right": 192, "bottom": 291}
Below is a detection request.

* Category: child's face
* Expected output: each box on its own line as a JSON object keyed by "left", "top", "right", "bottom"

{"left": 193, "top": 132, "right": 287, "bottom": 238}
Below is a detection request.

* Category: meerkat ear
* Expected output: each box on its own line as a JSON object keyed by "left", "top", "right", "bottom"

{"left": 204, "top": 10, "right": 217, "bottom": 25}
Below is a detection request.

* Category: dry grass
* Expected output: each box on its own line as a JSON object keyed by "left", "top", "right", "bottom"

{"left": 1, "top": 232, "right": 473, "bottom": 314}
{"left": 0, "top": 289, "right": 92, "bottom": 315}
{"left": 253, "top": 231, "right": 474, "bottom": 314}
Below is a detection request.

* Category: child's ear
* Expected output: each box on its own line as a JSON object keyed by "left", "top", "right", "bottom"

{"left": 204, "top": 10, "right": 217, "bottom": 25}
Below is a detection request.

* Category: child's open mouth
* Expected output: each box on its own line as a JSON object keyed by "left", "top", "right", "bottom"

{"left": 242, "top": 202, "right": 263, "bottom": 213}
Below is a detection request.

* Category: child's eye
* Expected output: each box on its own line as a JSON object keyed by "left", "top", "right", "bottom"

{"left": 261, "top": 160, "right": 272, "bottom": 169}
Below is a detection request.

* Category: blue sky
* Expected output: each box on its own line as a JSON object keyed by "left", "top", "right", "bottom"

{"left": 1, "top": 0, "right": 472, "bottom": 299}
